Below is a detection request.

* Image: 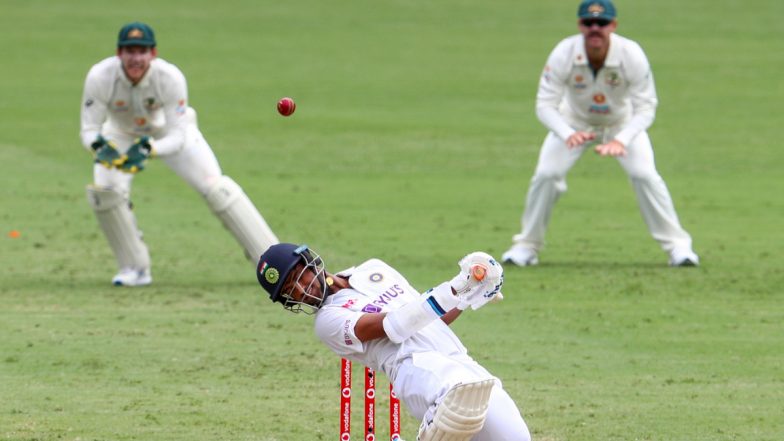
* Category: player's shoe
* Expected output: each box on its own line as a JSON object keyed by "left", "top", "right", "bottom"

{"left": 501, "top": 244, "right": 539, "bottom": 266}
{"left": 669, "top": 249, "right": 699, "bottom": 267}
{"left": 112, "top": 268, "right": 152, "bottom": 286}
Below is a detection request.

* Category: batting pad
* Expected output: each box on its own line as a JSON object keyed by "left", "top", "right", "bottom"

{"left": 417, "top": 379, "right": 495, "bottom": 441}
{"left": 205, "top": 175, "right": 279, "bottom": 263}
{"left": 86, "top": 185, "right": 150, "bottom": 270}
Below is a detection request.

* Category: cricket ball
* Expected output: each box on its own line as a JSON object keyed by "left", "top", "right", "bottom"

{"left": 277, "top": 97, "right": 296, "bottom": 116}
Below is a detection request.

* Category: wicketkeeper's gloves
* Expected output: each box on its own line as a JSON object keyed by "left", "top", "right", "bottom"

{"left": 91, "top": 135, "right": 125, "bottom": 169}
{"left": 120, "top": 136, "right": 154, "bottom": 174}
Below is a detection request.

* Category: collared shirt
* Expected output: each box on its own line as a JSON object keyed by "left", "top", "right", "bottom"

{"left": 80, "top": 57, "right": 189, "bottom": 155}
{"left": 314, "top": 259, "right": 468, "bottom": 382}
{"left": 536, "top": 33, "right": 658, "bottom": 146}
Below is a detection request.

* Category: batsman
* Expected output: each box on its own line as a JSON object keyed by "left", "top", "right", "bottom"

{"left": 256, "top": 243, "right": 531, "bottom": 440}
{"left": 80, "top": 22, "right": 279, "bottom": 286}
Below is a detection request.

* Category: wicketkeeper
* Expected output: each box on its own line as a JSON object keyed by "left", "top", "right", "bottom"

{"left": 80, "top": 22, "right": 279, "bottom": 286}
{"left": 256, "top": 243, "right": 531, "bottom": 441}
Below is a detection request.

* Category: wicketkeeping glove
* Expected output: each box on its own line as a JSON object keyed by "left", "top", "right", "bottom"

{"left": 119, "top": 136, "right": 153, "bottom": 174}
{"left": 91, "top": 135, "right": 124, "bottom": 169}
{"left": 449, "top": 252, "right": 504, "bottom": 311}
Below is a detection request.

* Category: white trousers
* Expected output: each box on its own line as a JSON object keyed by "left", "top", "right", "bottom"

{"left": 513, "top": 131, "right": 693, "bottom": 253}
{"left": 393, "top": 351, "right": 531, "bottom": 441}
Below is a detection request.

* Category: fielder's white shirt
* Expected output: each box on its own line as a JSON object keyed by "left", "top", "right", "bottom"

{"left": 314, "top": 259, "right": 469, "bottom": 382}
{"left": 537, "top": 33, "right": 658, "bottom": 146}
{"left": 80, "top": 57, "right": 189, "bottom": 155}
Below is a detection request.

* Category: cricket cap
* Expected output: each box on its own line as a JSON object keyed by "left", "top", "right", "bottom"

{"left": 117, "top": 22, "right": 156, "bottom": 48}
{"left": 577, "top": 0, "right": 617, "bottom": 20}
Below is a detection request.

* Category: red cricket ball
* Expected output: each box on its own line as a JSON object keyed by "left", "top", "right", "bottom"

{"left": 277, "top": 97, "right": 296, "bottom": 116}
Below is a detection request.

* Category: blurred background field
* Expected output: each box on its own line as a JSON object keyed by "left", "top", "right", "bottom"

{"left": 1, "top": 0, "right": 782, "bottom": 440}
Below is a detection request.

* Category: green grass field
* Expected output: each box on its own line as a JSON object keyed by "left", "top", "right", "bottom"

{"left": 2, "top": 1, "right": 783, "bottom": 440}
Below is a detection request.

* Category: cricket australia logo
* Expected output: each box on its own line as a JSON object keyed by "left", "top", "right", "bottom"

{"left": 588, "top": 3, "right": 604, "bottom": 15}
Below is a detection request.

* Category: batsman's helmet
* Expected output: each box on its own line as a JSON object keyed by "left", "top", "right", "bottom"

{"left": 257, "top": 243, "right": 328, "bottom": 314}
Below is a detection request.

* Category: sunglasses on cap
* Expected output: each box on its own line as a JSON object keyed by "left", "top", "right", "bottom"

{"left": 581, "top": 18, "right": 612, "bottom": 27}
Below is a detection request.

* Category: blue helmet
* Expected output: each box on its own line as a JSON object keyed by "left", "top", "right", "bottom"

{"left": 256, "top": 243, "right": 328, "bottom": 314}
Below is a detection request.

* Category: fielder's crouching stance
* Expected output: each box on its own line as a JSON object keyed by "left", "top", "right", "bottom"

{"left": 81, "top": 22, "right": 278, "bottom": 286}
{"left": 257, "top": 243, "right": 532, "bottom": 441}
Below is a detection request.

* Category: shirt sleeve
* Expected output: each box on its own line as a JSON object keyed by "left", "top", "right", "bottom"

{"left": 614, "top": 42, "right": 658, "bottom": 147}
{"left": 536, "top": 41, "right": 576, "bottom": 141}
{"left": 80, "top": 66, "right": 109, "bottom": 150}
{"left": 150, "top": 65, "right": 189, "bottom": 156}
{"left": 314, "top": 305, "right": 365, "bottom": 357}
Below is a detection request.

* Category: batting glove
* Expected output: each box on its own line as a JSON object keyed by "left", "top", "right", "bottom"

{"left": 120, "top": 136, "right": 153, "bottom": 174}
{"left": 91, "top": 135, "right": 124, "bottom": 169}
{"left": 449, "top": 252, "right": 504, "bottom": 311}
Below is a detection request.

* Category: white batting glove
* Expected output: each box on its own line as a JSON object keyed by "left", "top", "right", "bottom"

{"left": 449, "top": 252, "right": 504, "bottom": 311}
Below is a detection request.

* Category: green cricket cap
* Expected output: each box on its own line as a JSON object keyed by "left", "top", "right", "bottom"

{"left": 117, "top": 22, "right": 156, "bottom": 48}
{"left": 577, "top": 0, "right": 617, "bottom": 20}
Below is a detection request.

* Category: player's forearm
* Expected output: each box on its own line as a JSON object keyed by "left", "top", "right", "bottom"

{"left": 536, "top": 105, "right": 575, "bottom": 141}
{"left": 148, "top": 130, "right": 185, "bottom": 156}
{"left": 614, "top": 108, "right": 655, "bottom": 147}
{"left": 382, "top": 282, "right": 460, "bottom": 344}
{"left": 441, "top": 308, "right": 462, "bottom": 325}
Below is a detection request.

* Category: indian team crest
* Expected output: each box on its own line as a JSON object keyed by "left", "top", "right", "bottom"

{"left": 369, "top": 273, "right": 383, "bottom": 283}
{"left": 265, "top": 267, "right": 280, "bottom": 284}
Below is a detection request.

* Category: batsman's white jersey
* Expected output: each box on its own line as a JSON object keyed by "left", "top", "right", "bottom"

{"left": 511, "top": 32, "right": 693, "bottom": 255}
{"left": 315, "top": 259, "right": 530, "bottom": 440}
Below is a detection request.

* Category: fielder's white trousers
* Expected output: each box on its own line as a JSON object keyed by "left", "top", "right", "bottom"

{"left": 512, "top": 130, "right": 693, "bottom": 253}
{"left": 393, "top": 351, "right": 531, "bottom": 441}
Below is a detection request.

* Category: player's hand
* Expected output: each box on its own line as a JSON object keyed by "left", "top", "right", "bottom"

{"left": 449, "top": 252, "right": 504, "bottom": 311}
{"left": 594, "top": 139, "right": 626, "bottom": 157}
{"left": 566, "top": 131, "right": 596, "bottom": 148}
{"left": 119, "top": 136, "right": 153, "bottom": 174}
{"left": 91, "top": 135, "right": 125, "bottom": 169}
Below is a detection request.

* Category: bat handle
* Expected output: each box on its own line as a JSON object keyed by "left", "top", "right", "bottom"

{"left": 470, "top": 264, "right": 487, "bottom": 281}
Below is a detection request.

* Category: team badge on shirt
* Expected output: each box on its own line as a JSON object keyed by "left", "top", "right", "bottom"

{"left": 573, "top": 74, "right": 587, "bottom": 90}
{"left": 369, "top": 273, "right": 383, "bottom": 283}
{"left": 589, "top": 93, "right": 610, "bottom": 114}
{"left": 605, "top": 71, "right": 622, "bottom": 87}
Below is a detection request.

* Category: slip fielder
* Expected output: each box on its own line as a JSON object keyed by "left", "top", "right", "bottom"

{"left": 503, "top": 0, "right": 699, "bottom": 267}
